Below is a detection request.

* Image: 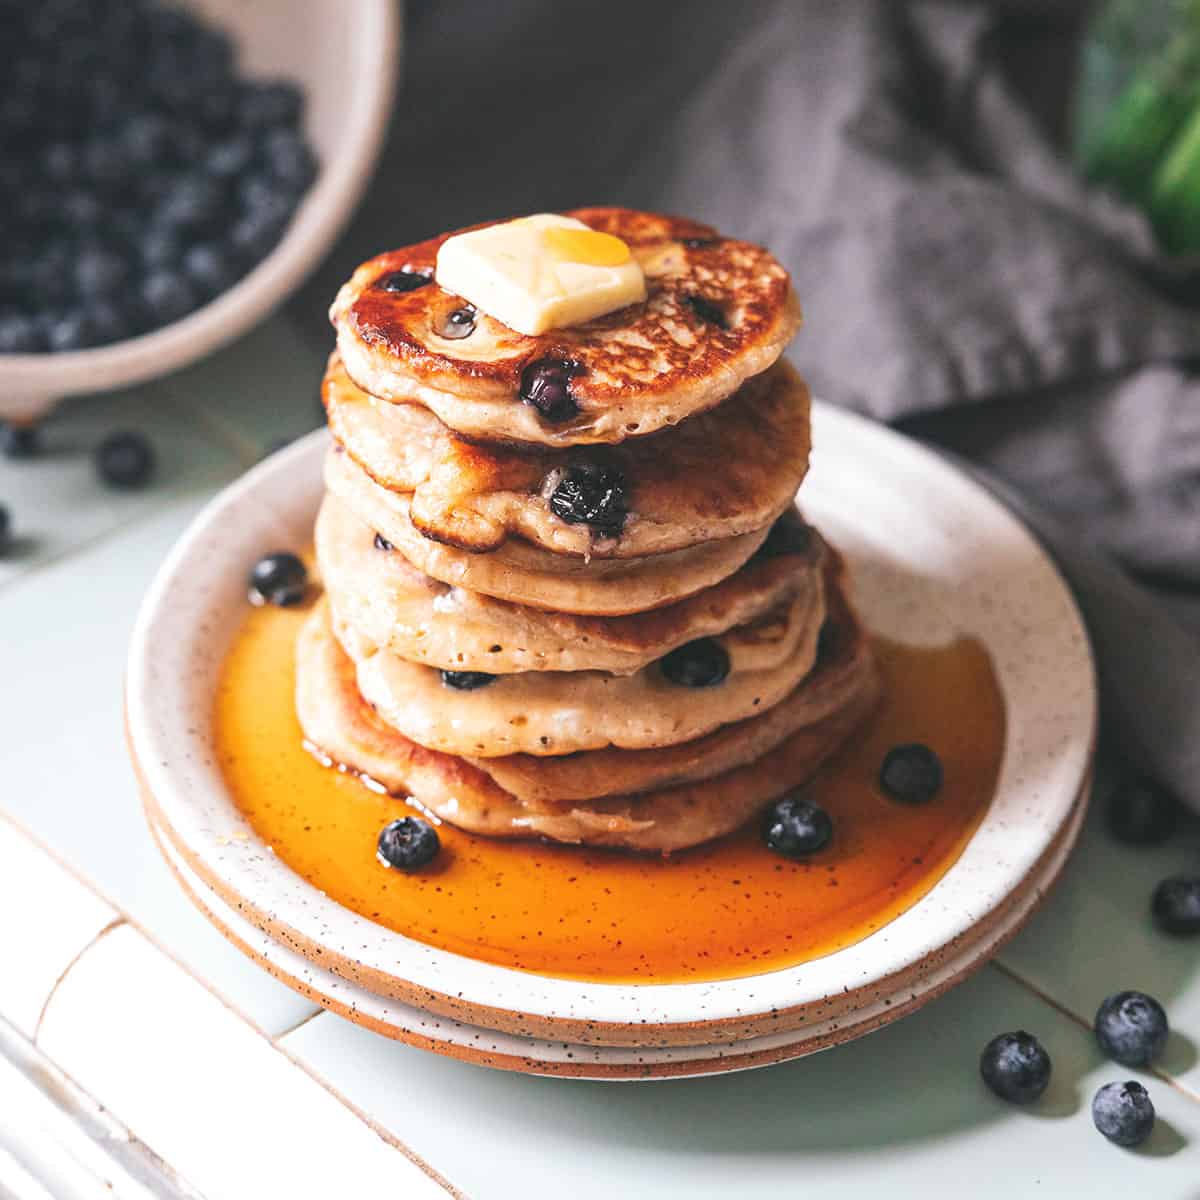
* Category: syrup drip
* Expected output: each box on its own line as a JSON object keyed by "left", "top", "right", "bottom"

{"left": 215, "top": 599, "right": 1005, "bottom": 984}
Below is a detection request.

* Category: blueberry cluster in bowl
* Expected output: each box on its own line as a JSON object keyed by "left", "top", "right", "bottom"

{"left": 0, "top": 0, "right": 317, "bottom": 354}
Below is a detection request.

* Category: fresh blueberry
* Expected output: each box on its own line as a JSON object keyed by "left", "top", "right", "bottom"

{"left": 140, "top": 271, "right": 201, "bottom": 327}
{"left": 377, "top": 269, "right": 433, "bottom": 294}
{"left": 979, "top": 1031, "right": 1052, "bottom": 1104}
{"left": 684, "top": 293, "right": 729, "bottom": 329}
{"left": 248, "top": 552, "right": 308, "bottom": 607}
{"left": 59, "top": 188, "right": 103, "bottom": 229}
{"left": 40, "top": 140, "right": 79, "bottom": 184}
{"left": 548, "top": 459, "right": 628, "bottom": 534}
{"left": 207, "top": 134, "right": 256, "bottom": 179}
{"left": 230, "top": 210, "right": 286, "bottom": 264}
{"left": 46, "top": 311, "right": 98, "bottom": 353}
{"left": 0, "top": 505, "right": 11, "bottom": 555}
{"left": 1106, "top": 777, "right": 1178, "bottom": 845}
{"left": 88, "top": 299, "right": 135, "bottom": 346}
{"left": 373, "top": 532, "right": 394, "bottom": 551}
{"left": 1, "top": 422, "right": 40, "bottom": 458}
{"left": 1094, "top": 991, "right": 1168, "bottom": 1067}
{"left": 238, "top": 172, "right": 292, "bottom": 221}
{"left": 660, "top": 638, "right": 731, "bottom": 688}
{"left": 762, "top": 794, "right": 833, "bottom": 858}
{"left": 184, "top": 243, "right": 239, "bottom": 298}
{"left": 75, "top": 247, "right": 129, "bottom": 297}
{"left": 261, "top": 127, "right": 317, "bottom": 192}
{"left": 139, "top": 226, "right": 184, "bottom": 270}
{"left": 157, "top": 174, "right": 225, "bottom": 231}
{"left": 82, "top": 135, "right": 130, "bottom": 194}
{"left": 879, "top": 744, "right": 943, "bottom": 804}
{"left": 440, "top": 670, "right": 496, "bottom": 691}
{"left": 238, "top": 80, "right": 303, "bottom": 129}
{"left": 437, "top": 306, "right": 476, "bottom": 340}
{"left": 0, "top": 315, "right": 43, "bottom": 354}
{"left": 96, "top": 431, "right": 155, "bottom": 489}
{"left": 376, "top": 816, "right": 440, "bottom": 871}
{"left": 519, "top": 358, "right": 582, "bottom": 422}
{"left": 1151, "top": 875, "right": 1200, "bottom": 936}
{"left": 1092, "top": 1081, "right": 1155, "bottom": 1147}
{"left": 122, "top": 113, "right": 173, "bottom": 168}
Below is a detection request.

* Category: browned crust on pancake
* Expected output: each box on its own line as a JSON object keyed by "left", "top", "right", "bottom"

{"left": 316, "top": 492, "right": 825, "bottom": 675}
{"left": 475, "top": 547, "right": 876, "bottom": 802}
{"left": 323, "top": 351, "right": 811, "bottom": 558}
{"left": 331, "top": 208, "right": 801, "bottom": 447}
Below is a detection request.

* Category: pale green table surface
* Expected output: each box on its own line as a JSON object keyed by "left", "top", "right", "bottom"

{"left": 1, "top": 318, "right": 1198, "bottom": 1196}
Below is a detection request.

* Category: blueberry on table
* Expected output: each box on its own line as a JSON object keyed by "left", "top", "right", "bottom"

{"left": 762, "top": 794, "right": 833, "bottom": 858}
{"left": 1151, "top": 875, "right": 1200, "bottom": 935}
{"left": 248, "top": 552, "right": 308, "bottom": 608}
{"left": 519, "top": 358, "right": 582, "bottom": 423}
{"left": 440, "top": 670, "right": 495, "bottom": 691}
{"left": 660, "top": 638, "right": 731, "bottom": 688}
{"left": 879, "top": 743, "right": 943, "bottom": 804}
{"left": 1, "top": 422, "right": 40, "bottom": 458}
{"left": 96, "top": 431, "right": 156, "bottom": 490}
{"left": 979, "top": 1031, "right": 1051, "bottom": 1103}
{"left": 1106, "top": 776, "right": 1178, "bottom": 845}
{"left": 548, "top": 460, "right": 628, "bottom": 535}
{"left": 1092, "top": 1081, "right": 1155, "bottom": 1147}
{"left": 1094, "top": 991, "right": 1168, "bottom": 1066}
{"left": 377, "top": 817, "right": 440, "bottom": 872}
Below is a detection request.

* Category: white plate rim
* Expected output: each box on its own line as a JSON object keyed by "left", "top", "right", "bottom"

{"left": 126, "top": 403, "right": 1097, "bottom": 1033}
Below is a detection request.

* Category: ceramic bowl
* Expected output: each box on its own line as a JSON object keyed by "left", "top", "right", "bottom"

{"left": 0, "top": 0, "right": 398, "bottom": 424}
{"left": 127, "top": 405, "right": 1097, "bottom": 1055}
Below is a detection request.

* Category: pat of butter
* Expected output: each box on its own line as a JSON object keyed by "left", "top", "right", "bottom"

{"left": 435, "top": 214, "right": 646, "bottom": 336}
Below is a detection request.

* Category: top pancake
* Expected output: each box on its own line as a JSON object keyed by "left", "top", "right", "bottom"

{"left": 331, "top": 207, "right": 801, "bottom": 447}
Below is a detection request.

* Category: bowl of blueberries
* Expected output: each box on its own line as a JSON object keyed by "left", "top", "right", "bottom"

{"left": 0, "top": 0, "right": 398, "bottom": 423}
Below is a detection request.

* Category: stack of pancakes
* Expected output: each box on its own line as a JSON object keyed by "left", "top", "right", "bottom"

{"left": 298, "top": 208, "right": 878, "bottom": 853}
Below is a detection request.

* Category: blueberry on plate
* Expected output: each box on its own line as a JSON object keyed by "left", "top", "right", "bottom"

{"left": 1, "top": 422, "right": 40, "bottom": 458}
{"left": 548, "top": 459, "right": 628, "bottom": 535}
{"left": 1151, "top": 875, "right": 1200, "bottom": 935}
{"left": 659, "top": 638, "right": 731, "bottom": 688}
{"left": 1106, "top": 776, "right": 1178, "bottom": 845}
{"left": 96, "top": 431, "right": 156, "bottom": 489}
{"left": 979, "top": 1031, "right": 1051, "bottom": 1103}
{"left": 519, "top": 358, "right": 582, "bottom": 423}
{"left": 440, "top": 670, "right": 495, "bottom": 691}
{"left": 762, "top": 794, "right": 833, "bottom": 858}
{"left": 1092, "top": 1081, "right": 1155, "bottom": 1147}
{"left": 248, "top": 552, "right": 308, "bottom": 607}
{"left": 377, "top": 816, "right": 440, "bottom": 871}
{"left": 1094, "top": 991, "right": 1168, "bottom": 1066}
{"left": 879, "top": 743, "right": 943, "bottom": 804}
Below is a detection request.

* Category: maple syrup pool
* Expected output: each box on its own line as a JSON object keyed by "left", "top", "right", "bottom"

{"left": 215, "top": 598, "right": 1005, "bottom": 985}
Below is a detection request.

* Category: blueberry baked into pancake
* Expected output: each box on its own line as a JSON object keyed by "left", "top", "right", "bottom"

{"left": 294, "top": 206, "right": 878, "bottom": 852}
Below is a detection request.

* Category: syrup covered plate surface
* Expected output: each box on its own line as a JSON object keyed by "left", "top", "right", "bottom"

{"left": 126, "top": 405, "right": 1096, "bottom": 1046}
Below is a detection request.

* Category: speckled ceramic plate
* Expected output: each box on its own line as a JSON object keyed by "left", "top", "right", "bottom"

{"left": 127, "top": 405, "right": 1097, "bottom": 1064}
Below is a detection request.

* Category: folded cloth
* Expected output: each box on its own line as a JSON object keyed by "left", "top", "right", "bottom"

{"left": 300, "top": 0, "right": 1200, "bottom": 810}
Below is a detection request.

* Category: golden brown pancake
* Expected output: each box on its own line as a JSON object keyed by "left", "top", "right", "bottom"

{"left": 323, "top": 352, "right": 811, "bottom": 558}
{"left": 471, "top": 549, "right": 877, "bottom": 802}
{"left": 295, "top": 574, "right": 878, "bottom": 852}
{"left": 336, "top": 575, "right": 824, "bottom": 757}
{"left": 330, "top": 207, "right": 801, "bottom": 447}
{"left": 324, "top": 447, "right": 772, "bottom": 615}
{"left": 317, "top": 492, "right": 824, "bottom": 675}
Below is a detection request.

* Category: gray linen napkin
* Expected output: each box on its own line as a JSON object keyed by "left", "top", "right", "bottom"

{"left": 296, "top": 0, "right": 1200, "bottom": 810}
